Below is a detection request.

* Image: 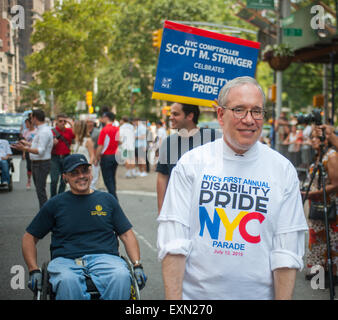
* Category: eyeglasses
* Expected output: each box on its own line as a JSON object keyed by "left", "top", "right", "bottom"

{"left": 221, "top": 106, "right": 266, "bottom": 120}
{"left": 68, "top": 166, "right": 90, "bottom": 177}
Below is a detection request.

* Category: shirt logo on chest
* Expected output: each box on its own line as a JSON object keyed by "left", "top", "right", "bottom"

{"left": 91, "top": 204, "right": 107, "bottom": 216}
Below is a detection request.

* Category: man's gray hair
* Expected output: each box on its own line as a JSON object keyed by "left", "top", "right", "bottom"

{"left": 218, "top": 76, "right": 266, "bottom": 107}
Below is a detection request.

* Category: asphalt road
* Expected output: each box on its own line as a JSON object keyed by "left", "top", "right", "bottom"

{"left": 0, "top": 156, "right": 334, "bottom": 300}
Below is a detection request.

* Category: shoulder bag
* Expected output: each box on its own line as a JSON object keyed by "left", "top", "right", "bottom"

{"left": 309, "top": 201, "right": 336, "bottom": 222}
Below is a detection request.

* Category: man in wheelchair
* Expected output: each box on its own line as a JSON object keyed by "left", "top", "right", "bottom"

{"left": 0, "top": 139, "right": 12, "bottom": 188}
{"left": 22, "top": 154, "right": 147, "bottom": 300}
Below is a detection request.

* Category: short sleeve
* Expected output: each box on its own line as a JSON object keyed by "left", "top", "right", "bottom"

{"left": 26, "top": 202, "right": 55, "bottom": 239}
{"left": 270, "top": 231, "right": 306, "bottom": 271}
{"left": 158, "top": 161, "right": 193, "bottom": 227}
{"left": 274, "top": 164, "right": 308, "bottom": 235}
{"left": 157, "top": 221, "right": 192, "bottom": 261}
{"left": 156, "top": 136, "right": 169, "bottom": 175}
{"left": 97, "top": 127, "right": 106, "bottom": 146}
{"left": 109, "top": 195, "right": 132, "bottom": 235}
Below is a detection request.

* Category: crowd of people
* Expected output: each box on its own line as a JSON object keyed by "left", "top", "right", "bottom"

{"left": 273, "top": 112, "right": 314, "bottom": 169}
{"left": 9, "top": 109, "right": 168, "bottom": 207}
{"left": 0, "top": 76, "right": 337, "bottom": 300}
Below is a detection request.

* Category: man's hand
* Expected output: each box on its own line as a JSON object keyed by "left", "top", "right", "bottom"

{"left": 11, "top": 141, "right": 26, "bottom": 152}
{"left": 28, "top": 269, "right": 42, "bottom": 293}
{"left": 134, "top": 266, "right": 147, "bottom": 290}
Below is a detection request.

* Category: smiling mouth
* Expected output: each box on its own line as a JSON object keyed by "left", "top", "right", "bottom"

{"left": 75, "top": 178, "right": 88, "bottom": 184}
{"left": 238, "top": 129, "right": 257, "bottom": 133}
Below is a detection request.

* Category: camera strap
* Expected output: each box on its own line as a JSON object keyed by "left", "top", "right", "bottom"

{"left": 52, "top": 128, "right": 71, "bottom": 150}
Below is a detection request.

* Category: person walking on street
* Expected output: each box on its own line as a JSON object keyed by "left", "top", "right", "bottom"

{"left": 86, "top": 115, "right": 101, "bottom": 189}
{"left": 13, "top": 109, "right": 53, "bottom": 208}
{"left": 50, "top": 114, "right": 74, "bottom": 197}
{"left": 72, "top": 120, "right": 95, "bottom": 164}
{"left": 119, "top": 116, "right": 136, "bottom": 178}
{"left": 134, "top": 119, "right": 148, "bottom": 177}
{"left": 157, "top": 77, "right": 308, "bottom": 300}
{"left": 22, "top": 118, "right": 37, "bottom": 189}
{"left": 96, "top": 112, "right": 119, "bottom": 200}
{"left": 156, "top": 103, "right": 221, "bottom": 213}
{"left": 283, "top": 124, "right": 302, "bottom": 168}
{"left": 275, "top": 111, "right": 290, "bottom": 157}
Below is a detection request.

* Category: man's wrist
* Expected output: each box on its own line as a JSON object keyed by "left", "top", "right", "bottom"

{"left": 29, "top": 268, "right": 41, "bottom": 274}
{"left": 133, "top": 260, "right": 142, "bottom": 267}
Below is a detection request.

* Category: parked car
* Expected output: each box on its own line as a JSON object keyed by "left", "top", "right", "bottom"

{"left": 0, "top": 113, "right": 24, "bottom": 154}
{"left": 198, "top": 121, "right": 220, "bottom": 129}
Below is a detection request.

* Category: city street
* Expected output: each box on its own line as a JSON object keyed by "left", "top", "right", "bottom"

{"left": 0, "top": 156, "right": 334, "bottom": 300}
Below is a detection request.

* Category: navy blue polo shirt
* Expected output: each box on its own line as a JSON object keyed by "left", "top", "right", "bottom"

{"left": 26, "top": 190, "right": 132, "bottom": 260}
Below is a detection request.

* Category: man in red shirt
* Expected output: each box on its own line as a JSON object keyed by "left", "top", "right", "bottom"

{"left": 96, "top": 111, "right": 119, "bottom": 199}
{"left": 50, "top": 114, "right": 75, "bottom": 197}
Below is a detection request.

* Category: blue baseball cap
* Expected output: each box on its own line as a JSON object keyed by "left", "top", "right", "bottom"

{"left": 63, "top": 154, "right": 91, "bottom": 173}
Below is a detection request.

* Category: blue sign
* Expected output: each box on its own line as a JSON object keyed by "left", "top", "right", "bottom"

{"left": 152, "top": 21, "right": 260, "bottom": 107}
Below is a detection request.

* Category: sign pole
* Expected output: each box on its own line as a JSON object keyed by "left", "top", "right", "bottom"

{"left": 275, "top": 1, "right": 282, "bottom": 151}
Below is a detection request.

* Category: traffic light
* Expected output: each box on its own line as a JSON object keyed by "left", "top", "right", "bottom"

{"left": 162, "top": 106, "right": 171, "bottom": 116}
{"left": 268, "top": 84, "right": 276, "bottom": 103}
{"left": 313, "top": 94, "right": 324, "bottom": 107}
{"left": 86, "top": 91, "right": 92, "bottom": 107}
{"left": 152, "top": 29, "right": 163, "bottom": 48}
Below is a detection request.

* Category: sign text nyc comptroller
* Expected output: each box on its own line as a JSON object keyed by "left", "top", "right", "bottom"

{"left": 152, "top": 21, "right": 260, "bottom": 107}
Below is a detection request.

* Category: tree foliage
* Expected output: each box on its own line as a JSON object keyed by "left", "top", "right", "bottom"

{"left": 25, "top": 0, "right": 334, "bottom": 118}
{"left": 25, "top": 0, "right": 116, "bottom": 109}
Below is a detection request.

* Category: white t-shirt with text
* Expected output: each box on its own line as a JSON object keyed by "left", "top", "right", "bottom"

{"left": 158, "top": 139, "right": 308, "bottom": 299}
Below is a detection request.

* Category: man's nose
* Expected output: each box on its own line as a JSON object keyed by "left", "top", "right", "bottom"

{"left": 241, "top": 110, "right": 255, "bottom": 124}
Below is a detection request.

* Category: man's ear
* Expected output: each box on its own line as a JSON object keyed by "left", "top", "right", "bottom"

{"left": 217, "top": 107, "right": 225, "bottom": 126}
{"left": 186, "top": 112, "right": 194, "bottom": 122}
{"left": 62, "top": 174, "right": 68, "bottom": 183}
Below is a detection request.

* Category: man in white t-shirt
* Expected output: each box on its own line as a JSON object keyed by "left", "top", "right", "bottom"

{"left": 157, "top": 76, "right": 308, "bottom": 300}
{"left": 119, "top": 116, "right": 136, "bottom": 178}
{"left": 134, "top": 119, "right": 147, "bottom": 177}
{"left": 155, "top": 121, "right": 167, "bottom": 149}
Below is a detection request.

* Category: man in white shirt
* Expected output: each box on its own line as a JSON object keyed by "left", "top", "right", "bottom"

{"left": 157, "top": 76, "right": 308, "bottom": 300}
{"left": 155, "top": 120, "right": 167, "bottom": 149}
{"left": 134, "top": 119, "right": 147, "bottom": 177}
{"left": 118, "top": 116, "right": 136, "bottom": 178}
{"left": 13, "top": 109, "right": 53, "bottom": 208}
{"left": 0, "top": 139, "right": 12, "bottom": 185}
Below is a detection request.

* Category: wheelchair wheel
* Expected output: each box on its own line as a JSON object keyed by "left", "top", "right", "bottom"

{"left": 121, "top": 256, "right": 140, "bottom": 300}
{"left": 33, "top": 262, "right": 51, "bottom": 300}
{"left": 41, "top": 262, "right": 50, "bottom": 300}
{"left": 8, "top": 175, "right": 13, "bottom": 192}
{"left": 130, "top": 274, "right": 140, "bottom": 300}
